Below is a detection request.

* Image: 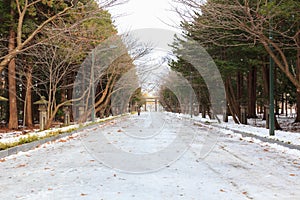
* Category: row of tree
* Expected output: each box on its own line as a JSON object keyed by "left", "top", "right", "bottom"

{"left": 0, "top": 0, "right": 141, "bottom": 130}
{"left": 161, "top": 0, "right": 300, "bottom": 128}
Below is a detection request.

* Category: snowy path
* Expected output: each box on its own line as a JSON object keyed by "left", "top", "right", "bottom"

{"left": 0, "top": 112, "right": 299, "bottom": 199}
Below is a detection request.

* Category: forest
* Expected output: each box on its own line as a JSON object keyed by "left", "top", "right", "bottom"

{"left": 160, "top": 0, "right": 300, "bottom": 132}
{"left": 0, "top": 0, "right": 145, "bottom": 130}
{"left": 0, "top": 0, "right": 299, "bottom": 133}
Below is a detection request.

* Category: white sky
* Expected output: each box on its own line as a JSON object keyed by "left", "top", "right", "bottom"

{"left": 108, "top": 0, "right": 182, "bottom": 33}
{"left": 107, "top": 0, "right": 184, "bottom": 95}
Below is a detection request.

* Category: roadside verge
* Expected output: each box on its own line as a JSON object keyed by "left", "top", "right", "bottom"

{"left": 0, "top": 114, "right": 128, "bottom": 159}
{"left": 193, "top": 120, "right": 300, "bottom": 151}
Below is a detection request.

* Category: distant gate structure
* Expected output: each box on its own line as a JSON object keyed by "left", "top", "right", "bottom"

{"left": 142, "top": 96, "right": 160, "bottom": 112}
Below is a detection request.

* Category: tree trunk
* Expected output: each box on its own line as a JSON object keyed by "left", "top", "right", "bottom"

{"left": 295, "top": 30, "right": 300, "bottom": 122}
{"left": 285, "top": 93, "right": 288, "bottom": 117}
{"left": 225, "top": 77, "right": 240, "bottom": 123}
{"left": 247, "top": 66, "right": 257, "bottom": 118}
{"left": 8, "top": 25, "right": 18, "bottom": 129}
{"left": 236, "top": 71, "right": 243, "bottom": 108}
{"left": 281, "top": 93, "right": 284, "bottom": 115}
{"left": 295, "top": 92, "right": 300, "bottom": 122}
{"left": 61, "top": 80, "right": 66, "bottom": 103}
{"left": 60, "top": 81, "right": 66, "bottom": 122}
{"left": 274, "top": 66, "right": 279, "bottom": 115}
{"left": 262, "top": 64, "right": 269, "bottom": 120}
{"left": 25, "top": 65, "right": 33, "bottom": 127}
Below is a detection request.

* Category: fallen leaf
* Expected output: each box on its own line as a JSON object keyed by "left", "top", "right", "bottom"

{"left": 80, "top": 193, "right": 88, "bottom": 196}
{"left": 48, "top": 188, "right": 53, "bottom": 191}
{"left": 59, "top": 139, "right": 67, "bottom": 143}
{"left": 0, "top": 158, "right": 6, "bottom": 162}
{"left": 220, "top": 189, "right": 225, "bottom": 192}
{"left": 16, "top": 164, "right": 26, "bottom": 168}
{"left": 117, "top": 129, "right": 122, "bottom": 132}
{"left": 242, "top": 191, "right": 248, "bottom": 195}
{"left": 263, "top": 149, "right": 269, "bottom": 152}
{"left": 290, "top": 174, "right": 296, "bottom": 176}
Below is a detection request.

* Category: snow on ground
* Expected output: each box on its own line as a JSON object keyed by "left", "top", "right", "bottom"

{"left": 175, "top": 112, "right": 300, "bottom": 147}
{"left": 218, "top": 119, "right": 300, "bottom": 146}
{"left": 0, "top": 124, "right": 79, "bottom": 144}
{"left": 0, "top": 112, "right": 300, "bottom": 199}
{"left": 0, "top": 115, "right": 119, "bottom": 145}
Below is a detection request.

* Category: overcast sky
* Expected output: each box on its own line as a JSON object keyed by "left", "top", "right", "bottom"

{"left": 107, "top": 0, "right": 184, "bottom": 95}
{"left": 108, "top": 0, "right": 182, "bottom": 33}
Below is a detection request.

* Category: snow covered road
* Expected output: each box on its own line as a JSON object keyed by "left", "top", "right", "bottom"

{"left": 0, "top": 112, "right": 300, "bottom": 199}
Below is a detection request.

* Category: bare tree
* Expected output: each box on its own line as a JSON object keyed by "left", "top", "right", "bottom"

{"left": 74, "top": 33, "right": 152, "bottom": 122}
{"left": 174, "top": 0, "right": 300, "bottom": 89}
{"left": 16, "top": 44, "right": 78, "bottom": 129}
{"left": 172, "top": 0, "right": 300, "bottom": 125}
{"left": 0, "top": 0, "right": 126, "bottom": 129}
{"left": 0, "top": 0, "right": 127, "bottom": 72}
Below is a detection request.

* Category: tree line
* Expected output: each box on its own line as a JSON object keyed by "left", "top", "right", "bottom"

{"left": 161, "top": 0, "right": 300, "bottom": 129}
{"left": 0, "top": 0, "right": 142, "bottom": 130}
